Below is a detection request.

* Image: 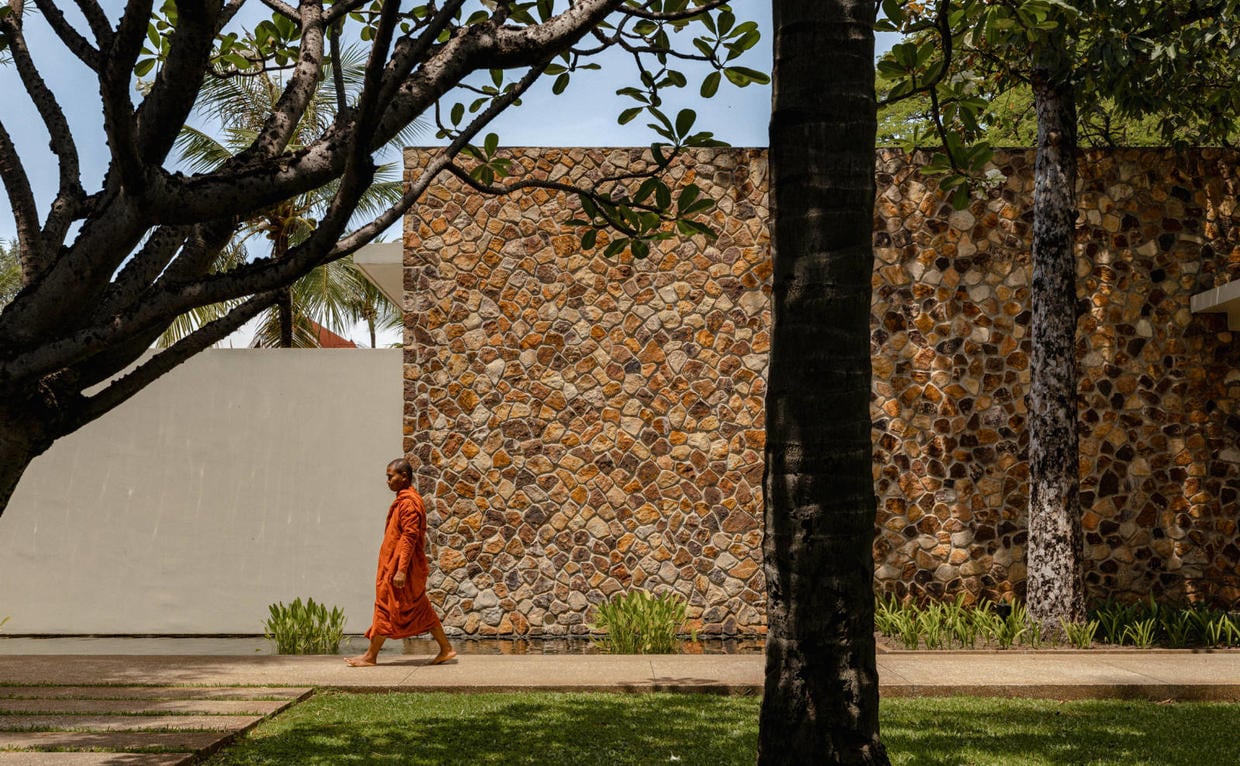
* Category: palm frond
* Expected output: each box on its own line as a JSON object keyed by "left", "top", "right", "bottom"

{"left": 0, "top": 239, "right": 23, "bottom": 308}
{"left": 174, "top": 126, "right": 233, "bottom": 173}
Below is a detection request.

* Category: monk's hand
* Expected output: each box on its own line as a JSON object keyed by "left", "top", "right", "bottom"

{"left": 392, "top": 571, "right": 407, "bottom": 588}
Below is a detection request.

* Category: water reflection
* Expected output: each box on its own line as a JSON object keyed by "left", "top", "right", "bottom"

{"left": 0, "top": 635, "right": 765, "bottom": 656}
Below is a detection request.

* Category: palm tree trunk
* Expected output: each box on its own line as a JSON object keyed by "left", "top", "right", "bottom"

{"left": 759, "top": 1, "right": 889, "bottom": 763}
{"left": 273, "top": 233, "right": 294, "bottom": 348}
{"left": 1026, "top": 39, "right": 1086, "bottom": 629}
{"left": 277, "top": 290, "right": 294, "bottom": 348}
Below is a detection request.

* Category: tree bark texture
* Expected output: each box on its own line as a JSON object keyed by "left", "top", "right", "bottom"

{"left": 759, "top": 1, "right": 889, "bottom": 764}
{"left": 1026, "top": 42, "right": 1087, "bottom": 628}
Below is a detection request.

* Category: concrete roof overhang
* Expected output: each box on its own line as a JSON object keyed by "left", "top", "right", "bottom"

{"left": 1191, "top": 278, "right": 1240, "bottom": 331}
{"left": 353, "top": 240, "right": 403, "bottom": 306}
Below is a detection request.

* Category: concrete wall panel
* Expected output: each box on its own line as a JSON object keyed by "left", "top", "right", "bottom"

{"left": 0, "top": 349, "right": 402, "bottom": 635}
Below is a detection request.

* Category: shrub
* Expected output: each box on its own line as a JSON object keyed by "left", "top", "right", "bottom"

{"left": 263, "top": 598, "right": 346, "bottom": 655}
{"left": 590, "top": 590, "right": 690, "bottom": 654}
{"left": 1060, "top": 617, "right": 1099, "bottom": 649}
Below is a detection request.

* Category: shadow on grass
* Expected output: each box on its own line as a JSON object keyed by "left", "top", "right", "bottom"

{"left": 882, "top": 697, "right": 1240, "bottom": 766}
{"left": 206, "top": 691, "right": 760, "bottom": 765}
{"left": 206, "top": 693, "right": 1240, "bottom": 766}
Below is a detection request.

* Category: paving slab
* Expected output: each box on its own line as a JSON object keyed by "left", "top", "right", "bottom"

{"left": 0, "top": 755, "right": 190, "bottom": 765}
{"left": 0, "top": 687, "right": 305, "bottom": 701}
{"left": 0, "top": 730, "right": 219, "bottom": 752}
{"left": 3, "top": 650, "right": 1240, "bottom": 699}
{"left": 0, "top": 699, "right": 289, "bottom": 716}
{"left": 0, "top": 715, "right": 263, "bottom": 732}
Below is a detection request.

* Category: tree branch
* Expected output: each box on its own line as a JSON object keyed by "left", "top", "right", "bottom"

{"left": 0, "top": 10, "right": 86, "bottom": 249}
{"left": 336, "top": 59, "right": 549, "bottom": 257}
{"left": 73, "top": 0, "right": 114, "bottom": 47}
{"left": 246, "top": 1, "right": 327, "bottom": 160}
{"left": 93, "top": 225, "right": 193, "bottom": 321}
{"left": 324, "top": 0, "right": 376, "bottom": 27}
{"left": 99, "top": 0, "right": 154, "bottom": 192}
{"left": 618, "top": 0, "right": 732, "bottom": 21}
{"left": 136, "top": 1, "right": 228, "bottom": 166}
{"left": 77, "top": 292, "right": 277, "bottom": 424}
{"left": 444, "top": 163, "right": 646, "bottom": 238}
{"left": 258, "top": 0, "right": 300, "bottom": 22}
{"left": 0, "top": 121, "right": 41, "bottom": 283}
{"left": 32, "top": 0, "right": 101, "bottom": 69}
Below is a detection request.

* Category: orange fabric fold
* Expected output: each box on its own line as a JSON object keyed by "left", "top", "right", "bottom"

{"left": 365, "top": 487, "right": 440, "bottom": 640}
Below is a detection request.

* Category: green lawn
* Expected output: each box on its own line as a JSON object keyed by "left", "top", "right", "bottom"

{"left": 205, "top": 692, "right": 1240, "bottom": 765}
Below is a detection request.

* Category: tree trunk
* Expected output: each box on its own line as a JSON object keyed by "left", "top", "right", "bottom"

{"left": 0, "top": 400, "right": 54, "bottom": 517}
{"left": 277, "top": 288, "right": 295, "bottom": 348}
{"left": 759, "top": 1, "right": 888, "bottom": 764}
{"left": 1026, "top": 41, "right": 1086, "bottom": 629}
{"left": 274, "top": 232, "right": 294, "bottom": 348}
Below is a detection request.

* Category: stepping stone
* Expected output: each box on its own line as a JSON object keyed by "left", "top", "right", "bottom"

{"left": 0, "top": 729, "right": 219, "bottom": 751}
{"left": 0, "top": 755, "right": 190, "bottom": 765}
{"left": 0, "top": 686, "right": 308, "bottom": 701}
{"left": 0, "top": 699, "right": 289, "bottom": 716}
{"left": 0, "top": 714, "right": 263, "bottom": 732}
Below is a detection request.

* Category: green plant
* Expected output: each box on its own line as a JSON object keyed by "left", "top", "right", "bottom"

{"left": 947, "top": 595, "right": 981, "bottom": 649}
{"left": 590, "top": 590, "right": 690, "bottom": 654}
{"left": 1060, "top": 618, "right": 1099, "bottom": 649}
{"left": 918, "top": 602, "right": 949, "bottom": 650}
{"left": 1122, "top": 618, "right": 1159, "bottom": 649}
{"left": 874, "top": 594, "right": 905, "bottom": 637}
{"left": 1205, "top": 612, "right": 1239, "bottom": 648}
{"left": 1091, "top": 600, "right": 1141, "bottom": 645}
{"left": 992, "top": 602, "right": 1031, "bottom": 650}
{"left": 263, "top": 597, "right": 346, "bottom": 655}
{"left": 1162, "top": 608, "right": 1198, "bottom": 648}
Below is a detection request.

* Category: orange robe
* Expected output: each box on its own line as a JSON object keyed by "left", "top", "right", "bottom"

{"left": 366, "top": 487, "right": 441, "bottom": 639}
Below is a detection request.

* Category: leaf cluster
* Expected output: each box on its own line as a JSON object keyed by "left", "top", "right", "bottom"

{"left": 876, "top": 0, "right": 1240, "bottom": 206}
{"left": 590, "top": 588, "right": 693, "bottom": 654}
{"left": 263, "top": 597, "right": 347, "bottom": 655}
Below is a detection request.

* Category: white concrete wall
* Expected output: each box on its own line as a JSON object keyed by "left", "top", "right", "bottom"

{"left": 0, "top": 349, "right": 403, "bottom": 634}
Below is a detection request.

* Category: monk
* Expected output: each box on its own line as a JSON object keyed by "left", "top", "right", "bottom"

{"left": 346, "top": 458, "right": 456, "bottom": 667}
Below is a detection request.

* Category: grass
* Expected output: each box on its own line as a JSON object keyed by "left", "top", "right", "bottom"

{"left": 203, "top": 691, "right": 1240, "bottom": 766}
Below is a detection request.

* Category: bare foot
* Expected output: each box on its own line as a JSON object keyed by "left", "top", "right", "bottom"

{"left": 344, "top": 654, "right": 378, "bottom": 667}
{"left": 428, "top": 649, "right": 457, "bottom": 666}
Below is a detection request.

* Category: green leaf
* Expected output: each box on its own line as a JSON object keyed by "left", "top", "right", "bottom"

{"left": 675, "top": 109, "right": 696, "bottom": 138}
{"left": 635, "top": 178, "right": 659, "bottom": 203}
{"left": 618, "top": 107, "right": 643, "bottom": 125}
{"left": 676, "top": 184, "right": 701, "bottom": 215}
{"left": 451, "top": 103, "right": 464, "bottom": 125}
{"left": 654, "top": 181, "right": 671, "bottom": 210}
{"left": 581, "top": 229, "right": 598, "bottom": 250}
{"left": 134, "top": 58, "right": 156, "bottom": 77}
{"left": 484, "top": 132, "right": 499, "bottom": 157}
{"left": 701, "top": 71, "right": 721, "bottom": 98}
{"left": 604, "top": 238, "right": 628, "bottom": 258}
{"left": 553, "top": 73, "right": 570, "bottom": 94}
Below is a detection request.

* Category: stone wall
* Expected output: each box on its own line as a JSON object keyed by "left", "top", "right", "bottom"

{"left": 404, "top": 146, "right": 1240, "bottom": 637}
{"left": 403, "top": 148, "right": 770, "bottom": 635}
{"left": 873, "top": 148, "right": 1240, "bottom": 607}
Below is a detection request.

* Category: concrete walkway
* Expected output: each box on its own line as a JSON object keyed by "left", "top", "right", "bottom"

{"left": 1, "top": 650, "right": 1238, "bottom": 764}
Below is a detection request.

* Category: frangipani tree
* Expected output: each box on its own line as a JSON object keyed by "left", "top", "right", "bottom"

{"left": 0, "top": 0, "right": 766, "bottom": 513}
{"left": 159, "top": 46, "right": 412, "bottom": 348}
